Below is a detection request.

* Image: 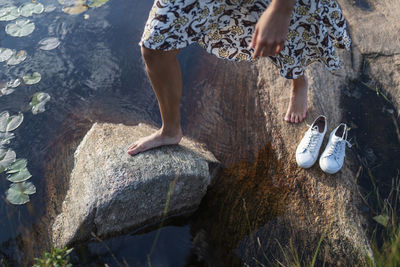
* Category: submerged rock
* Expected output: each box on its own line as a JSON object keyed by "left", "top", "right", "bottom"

{"left": 51, "top": 122, "right": 220, "bottom": 248}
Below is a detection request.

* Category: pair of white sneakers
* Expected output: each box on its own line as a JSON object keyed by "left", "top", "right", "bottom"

{"left": 295, "top": 115, "right": 352, "bottom": 174}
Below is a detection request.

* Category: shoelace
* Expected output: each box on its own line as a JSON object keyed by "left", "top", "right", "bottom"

{"left": 302, "top": 125, "right": 321, "bottom": 153}
{"left": 326, "top": 138, "right": 352, "bottom": 160}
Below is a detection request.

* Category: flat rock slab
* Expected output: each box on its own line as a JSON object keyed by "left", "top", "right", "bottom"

{"left": 51, "top": 122, "right": 220, "bottom": 248}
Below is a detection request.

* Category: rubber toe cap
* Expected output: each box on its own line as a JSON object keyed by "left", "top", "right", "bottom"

{"left": 296, "top": 152, "right": 317, "bottom": 169}
{"left": 319, "top": 156, "right": 340, "bottom": 174}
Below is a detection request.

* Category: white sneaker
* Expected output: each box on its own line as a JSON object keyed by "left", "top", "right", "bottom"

{"left": 319, "top": 123, "right": 352, "bottom": 174}
{"left": 296, "top": 115, "right": 327, "bottom": 168}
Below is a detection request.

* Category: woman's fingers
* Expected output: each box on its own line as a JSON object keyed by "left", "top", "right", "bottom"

{"left": 255, "top": 42, "right": 279, "bottom": 58}
{"left": 275, "top": 41, "right": 285, "bottom": 54}
{"left": 253, "top": 43, "right": 262, "bottom": 59}
{"left": 250, "top": 28, "right": 285, "bottom": 58}
{"left": 249, "top": 27, "right": 258, "bottom": 50}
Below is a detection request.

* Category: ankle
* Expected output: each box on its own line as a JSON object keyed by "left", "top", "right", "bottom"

{"left": 160, "top": 126, "right": 182, "bottom": 137}
{"left": 292, "top": 75, "right": 308, "bottom": 92}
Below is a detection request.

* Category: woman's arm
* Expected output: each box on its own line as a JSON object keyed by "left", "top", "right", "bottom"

{"left": 249, "top": 0, "right": 296, "bottom": 58}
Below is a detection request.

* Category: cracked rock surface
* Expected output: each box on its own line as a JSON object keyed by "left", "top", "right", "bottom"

{"left": 51, "top": 122, "right": 220, "bottom": 248}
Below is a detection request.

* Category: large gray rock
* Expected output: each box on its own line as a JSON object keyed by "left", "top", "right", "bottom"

{"left": 51, "top": 122, "right": 220, "bottom": 248}
{"left": 337, "top": 0, "right": 400, "bottom": 115}
{"left": 339, "top": 0, "right": 400, "bottom": 55}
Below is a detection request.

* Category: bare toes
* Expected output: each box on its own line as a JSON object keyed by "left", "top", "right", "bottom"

{"left": 290, "top": 113, "right": 295, "bottom": 123}
{"left": 284, "top": 113, "right": 290, "bottom": 122}
{"left": 128, "top": 143, "right": 138, "bottom": 150}
{"left": 128, "top": 146, "right": 141, "bottom": 156}
{"left": 294, "top": 115, "right": 299, "bottom": 123}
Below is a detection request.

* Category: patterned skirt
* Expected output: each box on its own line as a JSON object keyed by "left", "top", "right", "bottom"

{"left": 139, "top": 0, "right": 351, "bottom": 79}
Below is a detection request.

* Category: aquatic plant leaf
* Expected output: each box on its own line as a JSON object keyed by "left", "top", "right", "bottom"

{"left": 0, "top": 132, "right": 15, "bottom": 147}
{"left": 0, "top": 6, "right": 20, "bottom": 21}
{"left": 0, "top": 149, "right": 5, "bottom": 172}
{"left": 18, "top": 3, "right": 44, "bottom": 17}
{"left": 0, "top": 111, "right": 9, "bottom": 132}
{"left": 44, "top": 5, "right": 57, "bottom": 13}
{"left": 7, "top": 78, "right": 21, "bottom": 88}
{"left": 30, "top": 92, "right": 51, "bottom": 114}
{"left": 58, "top": 0, "right": 76, "bottom": 5}
{"left": 88, "top": 0, "right": 110, "bottom": 8}
{"left": 0, "top": 48, "right": 15, "bottom": 62}
{"left": 6, "top": 181, "right": 36, "bottom": 205}
{"left": 0, "top": 88, "right": 15, "bottom": 96}
{"left": 0, "top": 149, "right": 16, "bottom": 171}
{"left": 0, "top": 148, "right": 6, "bottom": 159}
{"left": 6, "top": 158, "right": 28, "bottom": 174}
{"left": 6, "top": 112, "right": 23, "bottom": 132}
{"left": 62, "top": 0, "right": 88, "bottom": 15}
{"left": 6, "top": 50, "right": 27, "bottom": 65}
{"left": 373, "top": 214, "right": 389, "bottom": 227}
{"left": 38, "top": 37, "right": 60, "bottom": 51}
{"left": 6, "top": 19, "right": 35, "bottom": 37}
{"left": 23, "top": 72, "right": 41, "bottom": 85}
{"left": 6, "top": 186, "right": 29, "bottom": 204}
{"left": 7, "top": 167, "right": 32, "bottom": 182}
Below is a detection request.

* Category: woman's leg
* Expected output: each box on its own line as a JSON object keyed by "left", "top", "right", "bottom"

{"left": 127, "top": 46, "right": 183, "bottom": 156}
{"left": 284, "top": 74, "right": 308, "bottom": 123}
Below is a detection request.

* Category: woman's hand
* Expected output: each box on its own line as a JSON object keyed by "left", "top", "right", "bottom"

{"left": 249, "top": 0, "right": 296, "bottom": 58}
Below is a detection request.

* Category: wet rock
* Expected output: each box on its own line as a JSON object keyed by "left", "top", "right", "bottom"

{"left": 51, "top": 122, "right": 220, "bottom": 248}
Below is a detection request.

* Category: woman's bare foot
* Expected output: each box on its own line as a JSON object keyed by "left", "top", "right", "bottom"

{"left": 126, "top": 128, "right": 183, "bottom": 156}
{"left": 284, "top": 74, "right": 308, "bottom": 123}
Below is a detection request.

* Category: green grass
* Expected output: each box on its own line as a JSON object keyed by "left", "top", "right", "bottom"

{"left": 365, "top": 175, "right": 400, "bottom": 267}
{"left": 33, "top": 246, "right": 73, "bottom": 267}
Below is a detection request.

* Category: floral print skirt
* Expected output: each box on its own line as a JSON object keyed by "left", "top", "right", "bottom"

{"left": 139, "top": 0, "right": 351, "bottom": 79}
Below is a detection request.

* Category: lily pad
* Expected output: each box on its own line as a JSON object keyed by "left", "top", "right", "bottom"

{"left": 6, "top": 158, "right": 27, "bottom": 174}
{"left": 0, "top": 148, "right": 6, "bottom": 172}
{"left": 0, "top": 6, "right": 20, "bottom": 21}
{"left": 38, "top": 37, "right": 60, "bottom": 50}
{"left": 6, "top": 112, "right": 23, "bottom": 132}
{"left": 88, "top": 0, "right": 110, "bottom": 8}
{"left": 6, "top": 50, "right": 27, "bottom": 65}
{"left": 58, "top": 0, "right": 75, "bottom": 5}
{"left": 0, "top": 149, "right": 16, "bottom": 173}
{"left": 0, "top": 111, "right": 23, "bottom": 132}
{"left": 7, "top": 78, "right": 21, "bottom": 88}
{"left": 18, "top": 2, "right": 44, "bottom": 17}
{"left": 0, "top": 48, "right": 15, "bottom": 62}
{"left": 0, "top": 148, "right": 6, "bottom": 158}
{"left": 44, "top": 5, "right": 57, "bottom": 13}
{"left": 0, "top": 111, "right": 9, "bottom": 132}
{"left": 30, "top": 92, "right": 51, "bottom": 114}
{"left": 6, "top": 181, "right": 36, "bottom": 205}
{"left": 1, "top": 87, "right": 15, "bottom": 96}
{"left": 0, "top": 132, "right": 15, "bottom": 147}
{"left": 7, "top": 167, "right": 32, "bottom": 182}
{"left": 5, "top": 19, "right": 35, "bottom": 37}
{"left": 23, "top": 72, "right": 41, "bottom": 85}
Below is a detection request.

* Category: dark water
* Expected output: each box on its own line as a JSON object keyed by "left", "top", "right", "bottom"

{"left": 0, "top": 0, "right": 190, "bottom": 265}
